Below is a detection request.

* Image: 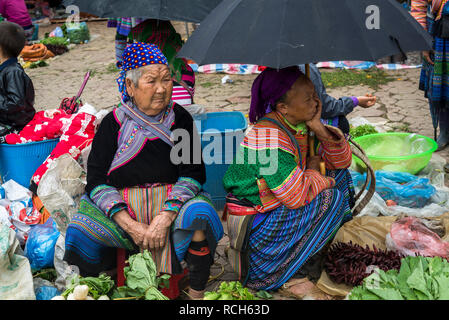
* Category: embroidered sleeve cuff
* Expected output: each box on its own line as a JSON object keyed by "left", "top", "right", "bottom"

{"left": 109, "top": 203, "right": 128, "bottom": 219}
{"left": 165, "top": 176, "right": 202, "bottom": 204}
{"left": 162, "top": 199, "right": 182, "bottom": 214}
{"left": 90, "top": 184, "right": 127, "bottom": 219}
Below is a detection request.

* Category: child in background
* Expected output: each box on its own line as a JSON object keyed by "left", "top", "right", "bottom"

{"left": 0, "top": 21, "right": 36, "bottom": 140}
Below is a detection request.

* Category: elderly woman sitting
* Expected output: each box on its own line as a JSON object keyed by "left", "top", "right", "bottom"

{"left": 223, "top": 66, "right": 355, "bottom": 293}
{"left": 63, "top": 42, "right": 223, "bottom": 299}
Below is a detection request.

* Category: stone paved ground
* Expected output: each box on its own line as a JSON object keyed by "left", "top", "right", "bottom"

{"left": 26, "top": 21, "right": 449, "bottom": 300}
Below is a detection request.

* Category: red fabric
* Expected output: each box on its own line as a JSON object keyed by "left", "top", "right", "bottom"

{"left": 5, "top": 109, "right": 69, "bottom": 144}
{"left": 5, "top": 109, "right": 96, "bottom": 186}
{"left": 31, "top": 112, "right": 96, "bottom": 185}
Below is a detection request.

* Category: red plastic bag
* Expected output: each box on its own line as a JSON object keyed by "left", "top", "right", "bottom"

{"left": 386, "top": 216, "right": 449, "bottom": 258}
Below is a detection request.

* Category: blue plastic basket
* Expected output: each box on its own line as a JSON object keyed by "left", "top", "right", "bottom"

{"left": 193, "top": 112, "right": 248, "bottom": 210}
{"left": 0, "top": 139, "right": 59, "bottom": 188}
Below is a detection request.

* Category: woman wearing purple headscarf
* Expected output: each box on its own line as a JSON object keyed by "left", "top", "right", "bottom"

{"left": 223, "top": 66, "right": 355, "bottom": 295}
{"left": 63, "top": 42, "right": 223, "bottom": 300}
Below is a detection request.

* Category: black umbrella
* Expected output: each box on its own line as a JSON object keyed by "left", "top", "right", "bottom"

{"left": 177, "top": 0, "right": 433, "bottom": 68}
{"left": 62, "top": 0, "right": 222, "bottom": 23}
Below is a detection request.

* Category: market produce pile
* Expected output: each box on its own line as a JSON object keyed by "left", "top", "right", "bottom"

{"left": 349, "top": 256, "right": 449, "bottom": 300}
{"left": 18, "top": 22, "right": 91, "bottom": 69}
{"left": 36, "top": 250, "right": 171, "bottom": 301}
{"left": 203, "top": 281, "right": 272, "bottom": 300}
{"left": 349, "top": 124, "right": 378, "bottom": 139}
{"left": 324, "top": 241, "right": 403, "bottom": 286}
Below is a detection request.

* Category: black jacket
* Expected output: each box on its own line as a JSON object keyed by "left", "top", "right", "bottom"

{"left": 0, "top": 58, "right": 35, "bottom": 133}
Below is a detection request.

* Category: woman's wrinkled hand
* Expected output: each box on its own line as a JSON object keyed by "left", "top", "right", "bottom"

{"left": 305, "top": 93, "right": 323, "bottom": 131}
{"left": 125, "top": 221, "right": 151, "bottom": 249}
{"left": 144, "top": 211, "right": 176, "bottom": 250}
{"left": 112, "top": 209, "right": 176, "bottom": 251}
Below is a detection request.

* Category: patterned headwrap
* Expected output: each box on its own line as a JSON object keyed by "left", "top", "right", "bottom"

{"left": 249, "top": 66, "right": 304, "bottom": 124}
{"left": 116, "top": 41, "right": 168, "bottom": 102}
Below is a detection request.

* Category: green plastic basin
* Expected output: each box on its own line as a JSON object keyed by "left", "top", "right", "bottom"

{"left": 352, "top": 132, "right": 438, "bottom": 175}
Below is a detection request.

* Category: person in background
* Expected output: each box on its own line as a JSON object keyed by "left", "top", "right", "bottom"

{"left": 0, "top": 0, "right": 35, "bottom": 42}
{"left": 0, "top": 21, "right": 35, "bottom": 140}
{"left": 128, "top": 19, "right": 196, "bottom": 107}
{"left": 298, "top": 64, "right": 377, "bottom": 120}
{"left": 411, "top": 0, "right": 449, "bottom": 151}
{"left": 107, "top": 17, "right": 144, "bottom": 64}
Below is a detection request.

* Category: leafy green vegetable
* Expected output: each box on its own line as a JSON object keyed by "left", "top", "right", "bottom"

{"left": 29, "top": 60, "right": 49, "bottom": 69}
{"left": 203, "top": 281, "right": 258, "bottom": 300}
{"left": 348, "top": 256, "right": 449, "bottom": 300}
{"left": 256, "top": 290, "right": 273, "bottom": 299}
{"left": 110, "top": 250, "right": 170, "bottom": 300}
{"left": 350, "top": 124, "right": 378, "bottom": 138}
{"left": 62, "top": 273, "right": 115, "bottom": 299}
{"left": 40, "top": 37, "right": 69, "bottom": 46}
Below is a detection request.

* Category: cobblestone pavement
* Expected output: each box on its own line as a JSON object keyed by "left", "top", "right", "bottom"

{"left": 25, "top": 21, "right": 449, "bottom": 300}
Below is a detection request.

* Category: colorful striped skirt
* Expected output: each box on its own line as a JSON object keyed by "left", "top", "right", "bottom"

{"left": 64, "top": 185, "right": 223, "bottom": 276}
{"left": 419, "top": 16, "right": 449, "bottom": 130}
{"left": 245, "top": 169, "right": 354, "bottom": 291}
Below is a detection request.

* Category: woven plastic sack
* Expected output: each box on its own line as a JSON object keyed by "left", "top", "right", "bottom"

{"left": 0, "top": 223, "right": 35, "bottom": 300}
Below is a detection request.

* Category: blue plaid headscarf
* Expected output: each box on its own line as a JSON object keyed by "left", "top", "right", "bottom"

{"left": 116, "top": 42, "right": 168, "bottom": 102}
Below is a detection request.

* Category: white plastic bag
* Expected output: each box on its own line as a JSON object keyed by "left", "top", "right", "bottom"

{"left": 53, "top": 234, "right": 79, "bottom": 292}
{"left": 37, "top": 154, "right": 86, "bottom": 236}
{"left": 354, "top": 187, "right": 449, "bottom": 218}
{"left": 36, "top": 154, "right": 85, "bottom": 292}
{"left": 1, "top": 179, "right": 41, "bottom": 245}
{"left": 2, "top": 179, "right": 32, "bottom": 202}
{"left": 0, "top": 223, "right": 35, "bottom": 300}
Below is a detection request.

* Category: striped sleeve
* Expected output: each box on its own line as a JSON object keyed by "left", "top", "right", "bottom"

{"left": 181, "top": 63, "right": 195, "bottom": 88}
{"left": 263, "top": 149, "right": 335, "bottom": 209}
{"left": 317, "top": 125, "right": 352, "bottom": 170}
{"left": 172, "top": 85, "right": 193, "bottom": 106}
{"left": 162, "top": 177, "right": 202, "bottom": 214}
{"left": 90, "top": 184, "right": 127, "bottom": 219}
{"left": 411, "top": 0, "right": 430, "bottom": 30}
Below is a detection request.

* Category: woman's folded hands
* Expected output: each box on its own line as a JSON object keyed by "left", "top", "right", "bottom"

{"left": 113, "top": 209, "right": 177, "bottom": 251}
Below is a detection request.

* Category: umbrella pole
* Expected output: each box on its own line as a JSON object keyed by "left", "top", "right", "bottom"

{"left": 306, "top": 63, "right": 326, "bottom": 175}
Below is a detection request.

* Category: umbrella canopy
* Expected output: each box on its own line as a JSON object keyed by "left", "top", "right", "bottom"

{"left": 177, "top": 0, "right": 433, "bottom": 68}
{"left": 62, "top": 0, "right": 222, "bottom": 23}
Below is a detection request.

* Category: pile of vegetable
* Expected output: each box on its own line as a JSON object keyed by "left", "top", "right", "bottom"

{"left": 110, "top": 250, "right": 170, "bottom": 300}
{"left": 39, "top": 37, "right": 69, "bottom": 56}
{"left": 50, "top": 250, "right": 169, "bottom": 301}
{"left": 325, "top": 241, "right": 403, "bottom": 286}
{"left": 203, "top": 281, "right": 272, "bottom": 300}
{"left": 350, "top": 124, "right": 378, "bottom": 138}
{"left": 349, "top": 256, "right": 449, "bottom": 300}
{"left": 51, "top": 273, "right": 115, "bottom": 300}
{"left": 40, "top": 37, "right": 70, "bottom": 46}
